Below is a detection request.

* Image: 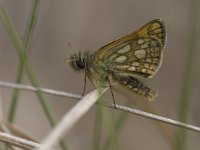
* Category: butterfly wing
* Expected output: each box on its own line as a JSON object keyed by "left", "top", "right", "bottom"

{"left": 93, "top": 19, "right": 166, "bottom": 78}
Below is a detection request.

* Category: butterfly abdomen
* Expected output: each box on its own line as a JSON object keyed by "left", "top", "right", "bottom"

{"left": 114, "top": 75, "right": 157, "bottom": 101}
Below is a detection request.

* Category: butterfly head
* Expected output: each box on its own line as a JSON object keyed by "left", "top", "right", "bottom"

{"left": 66, "top": 52, "right": 86, "bottom": 71}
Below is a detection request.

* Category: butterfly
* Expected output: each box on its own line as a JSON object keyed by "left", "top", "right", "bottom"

{"left": 66, "top": 19, "right": 166, "bottom": 106}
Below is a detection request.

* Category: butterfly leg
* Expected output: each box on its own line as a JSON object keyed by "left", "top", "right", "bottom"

{"left": 81, "top": 71, "right": 87, "bottom": 96}
{"left": 108, "top": 76, "right": 117, "bottom": 109}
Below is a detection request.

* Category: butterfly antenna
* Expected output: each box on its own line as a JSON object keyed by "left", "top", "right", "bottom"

{"left": 65, "top": 42, "right": 79, "bottom": 63}
{"left": 67, "top": 42, "right": 78, "bottom": 52}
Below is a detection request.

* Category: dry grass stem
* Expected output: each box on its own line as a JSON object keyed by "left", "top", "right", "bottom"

{"left": 37, "top": 88, "right": 108, "bottom": 150}
{"left": 104, "top": 103, "right": 200, "bottom": 133}
{"left": 0, "top": 81, "right": 200, "bottom": 134}
{"left": 0, "top": 81, "right": 81, "bottom": 99}
{"left": 0, "top": 131, "right": 42, "bottom": 150}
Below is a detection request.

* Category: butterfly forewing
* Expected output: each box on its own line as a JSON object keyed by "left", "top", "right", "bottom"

{"left": 93, "top": 19, "right": 166, "bottom": 78}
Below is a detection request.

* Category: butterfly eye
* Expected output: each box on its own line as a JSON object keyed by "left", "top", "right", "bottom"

{"left": 76, "top": 58, "right": 85, "bottom": 69}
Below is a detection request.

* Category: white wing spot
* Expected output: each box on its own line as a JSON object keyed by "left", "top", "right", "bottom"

{"left": 138, "top": 39, "right": 144, "bottom": 44}
{"left": 132, "top": 62, "right": 140, "bottom": 66}
{"left": 153, "top": 58, "right": 159, "bottom": 63}
{"left": 141, "top": 42, "right": 149, "bottom": 49}
{"left": 150, "top": 65, "right": 156, "bottom": 69}
{"left": 133, "top": 88, "right": 138, "bottom": 91}
{"left": 117, "top": 65, "right": 130, "bottom": 69}
{"left": 135, "top": 49, "right": 146, "bottom": 59}
{"left": 128, "top": 66, "right": 136, "bottom": 71}
{"left": 115, "top": 56, "right": 127, "bottom": 63}
{"left": 127, "top": 85, "right": 132, "bottom": 88}
{"left": 123, "top": 81, "right": 127, "bottom": 84}
{"left": 118, "top": 45, "right": 131, "bottom": 53}
{"left": 146, "top": 58, "right": 152, "bottom": 62}
{"left": 142, "top": 68, "right": 147, "bottom": 73}
{"left": 144, "top": 63, "right": 149, "bottom": 68}
{"left": 109, "top": 53, "right": 118, "bottom": 60}
{"left": 147, "top": 70, "right": 154, "bottom": 74}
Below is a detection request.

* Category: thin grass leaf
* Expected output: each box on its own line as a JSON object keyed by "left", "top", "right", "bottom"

{"left": 0, "top": 2, "right": 67, "bottom": 149}
{"left": 92, "top": 104, "right": 103, "bottom": 150}
{"left": 103, "top": 100, "right": 131, "bottom": 150}
{"left": 8, "top": 0, "right": 41, "bottom": 123}
{"left": 101, "top": 105, "right": 119, "bottom": 150}
{"left": 175, "top": 1, "right": 200, "bottom": 150}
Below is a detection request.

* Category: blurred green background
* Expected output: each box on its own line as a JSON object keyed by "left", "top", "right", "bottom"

{"left": 0, "top": 0, "right": 199, "bottom": 150}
